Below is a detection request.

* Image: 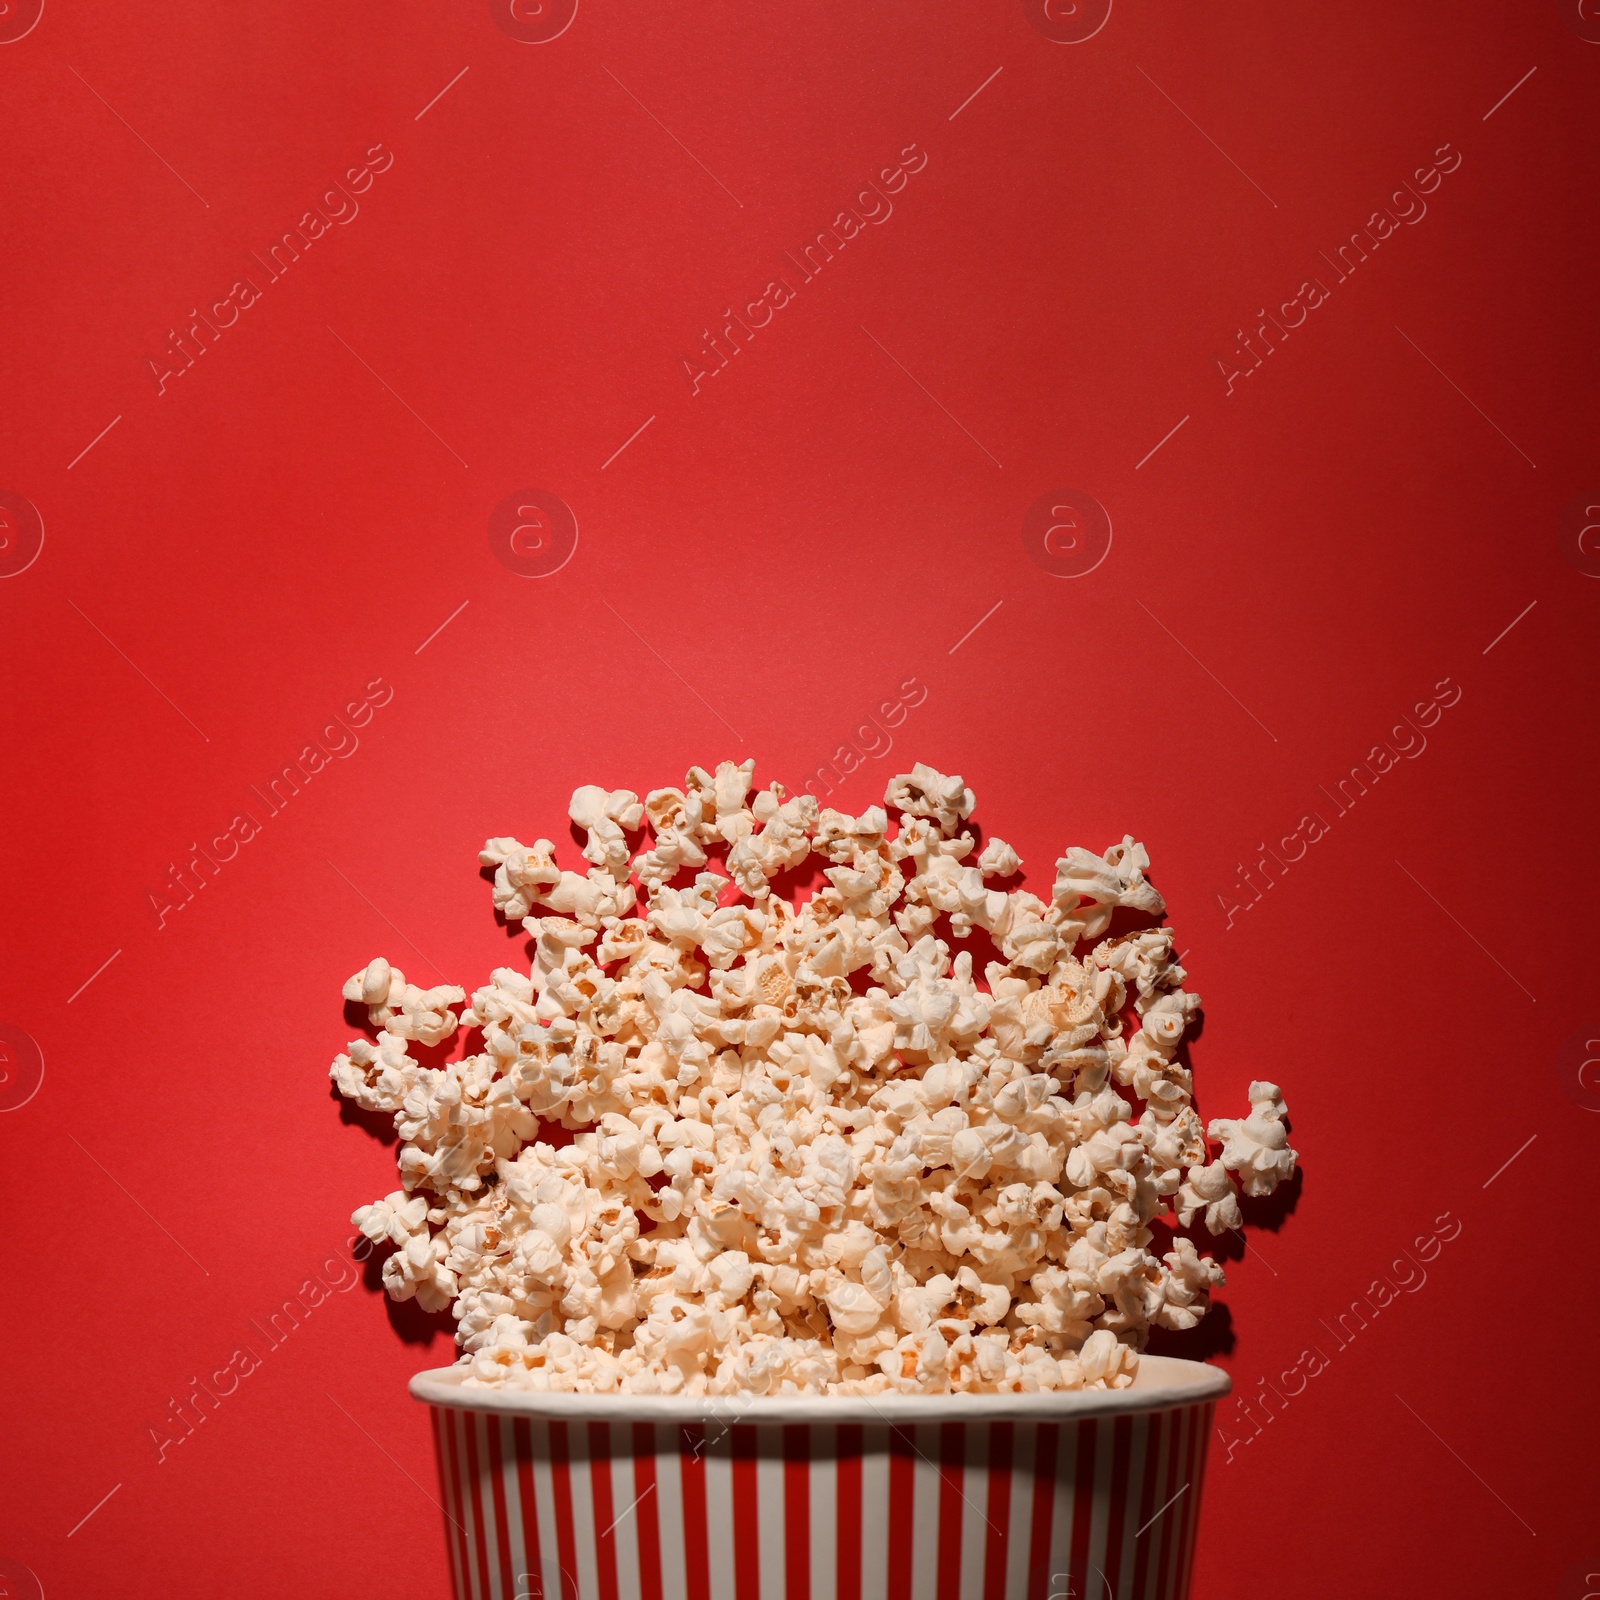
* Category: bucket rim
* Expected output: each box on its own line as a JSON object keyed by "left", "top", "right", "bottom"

{"left": 408, "top": 1352, "right": 1229, "bottom": 1423}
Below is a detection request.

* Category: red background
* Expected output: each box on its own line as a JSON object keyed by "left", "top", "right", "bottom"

{"left": 3, "top": 1, "right": 1598, "bottom": 1595}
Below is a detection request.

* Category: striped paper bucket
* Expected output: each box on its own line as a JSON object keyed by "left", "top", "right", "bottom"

{"left": 411, "top": 1355, "right": 1226, "bottom": 1600}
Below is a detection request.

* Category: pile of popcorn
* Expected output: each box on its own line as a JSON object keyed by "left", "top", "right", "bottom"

{"left": 331, "top": 762, "right": 1296, "bottom": 1396}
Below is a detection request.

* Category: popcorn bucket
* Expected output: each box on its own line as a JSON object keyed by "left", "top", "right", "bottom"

{"left": 411, "top": 1355, "right": 1227, "bottom": 1600}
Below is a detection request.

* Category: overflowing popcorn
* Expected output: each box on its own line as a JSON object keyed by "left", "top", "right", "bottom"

{"left": 331, "top": 761, "right": 1296, "bottom": 1396}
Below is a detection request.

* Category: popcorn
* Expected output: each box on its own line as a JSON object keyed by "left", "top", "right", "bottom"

{"left": 977, "top": 837, "right": 1020, "bottom": 878}
{"left": 1053, "top": 837, "right": 1166, "bottom": 940}
{"left": 331, "top": 760, "right": 1297, "bottom": 1396}
{"left": 478, "top": 838, "right": 560, "bottom": 921}
{"left": 1208, "top": 1081, "right": 1297, "bottom": 1198}
{"left": 1176, "top": 1158, "right": 1243, "bottom": 1236}
{"left": 353, "top": 1190, "right": 429, "bottom": 1248}
{"left": 884, "top": 763, "right": 975, "bottom": 835}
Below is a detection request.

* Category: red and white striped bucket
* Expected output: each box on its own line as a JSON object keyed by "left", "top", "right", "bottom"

{"left": 411, "top": 1356, "right": 1227, "bottom": 1600}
